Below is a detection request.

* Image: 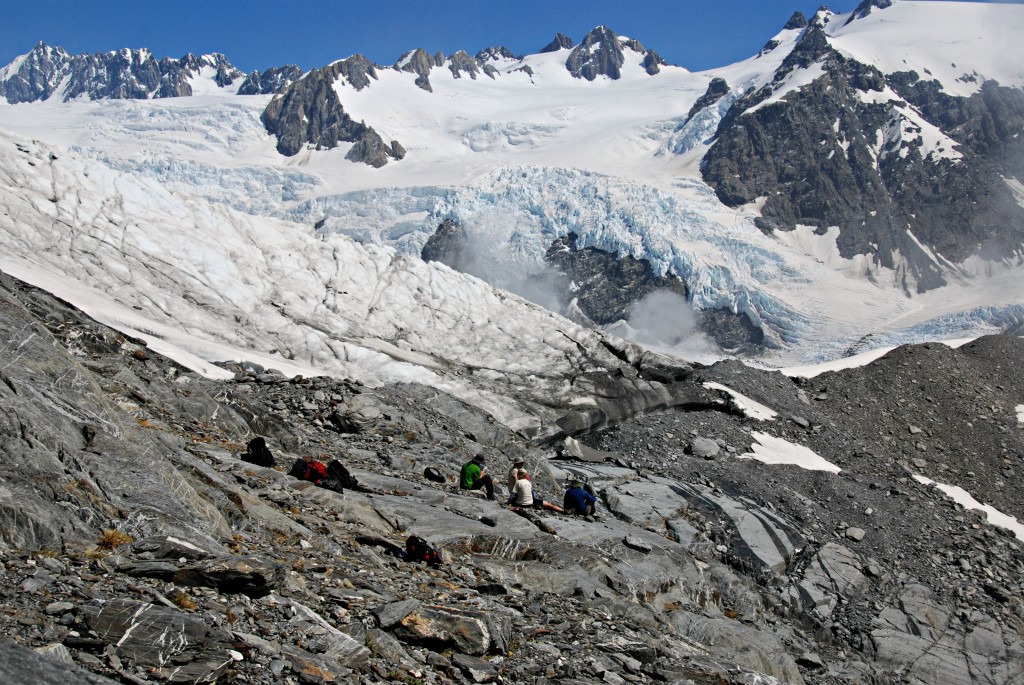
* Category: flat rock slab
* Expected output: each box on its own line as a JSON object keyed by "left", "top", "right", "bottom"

{"left": 172, "top": 556, "right": 282, "bottom": 597}
{"left": 392, "top": 605, "right": 512, "bottom": 656}
{"left": 373, "top": 599, "right": 421, "bottom": 629}
{"left": 0, "top": 638, "right": 119, "bottom": 685}
{"left": 81, "top": 599, "right": 235, "bottom": 682}
{"left": 452, "top": 653, "right": 499, "bottom": 682}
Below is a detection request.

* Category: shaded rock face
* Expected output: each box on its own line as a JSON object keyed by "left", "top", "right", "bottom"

{"left": 261, "top": 60, "right": 404, "bottom": 165}
{"left": 564, "top": 27, "right": 665, "bottom": 81}
{"left": 845, "top": 0, "right": 894, "bottom": 26}
{"left": 396, "top": 48, "right": 444, "bottom": 92}
{"left": 784, "top": 10, "right": 810, "bottom": 30}
{"left": 685, "top": 76, "right": 730, "bottom": 123}
{"left": 326, "top": 53, "right": 379, "bottom": 91}
{"left": 565, "top": 26, "right": 627, "bottom": 81}
{"left": 475, "top": 46, "right": 518, "bottom": 62}
{"left": 0, "top": 638, "right": 119, "bottom": 685}
{"left": 446, "top": 50, "right": 481, "bottom": 80}
{"left": 0, "top": 42, "right": 244, "bottom": 103}
{"left": 420, "top": 218, "right": 469, "bottom": 269}
{"left": 236, "top": 64, "right": 303, "bottom": 95}
{"left": 544, "top": 232, "right": 689, "bottom": 325}
{"left": 539, "top": 33, "right": 574, "bottom": 53}
{"left": 1, "top": 273, "right": 1023, "bottom": 685}
{"left": 701, "top": 21, "right": 1024, "bottom": 293}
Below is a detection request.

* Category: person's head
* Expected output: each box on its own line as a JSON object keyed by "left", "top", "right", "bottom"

{"left": 517, "top": 469, "right": 529, "bottom": 480}
{"left": 473, "top": 454, "right": 485, "bottom": 465}
{"left": 569, "top": 480, "right": 583, "bottom": 489}
{"left": 513, "top": 458, "right": 525, "bottom": 468}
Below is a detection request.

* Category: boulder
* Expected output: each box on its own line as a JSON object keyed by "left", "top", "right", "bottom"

{"left": 0, "top": 638, "right": 118, "bottom": 685}
{"left": 80, "top": 599, "right": 235, "bottom": 682}
{"left": 172, "top": 556, "right": 283, "bottom": 597}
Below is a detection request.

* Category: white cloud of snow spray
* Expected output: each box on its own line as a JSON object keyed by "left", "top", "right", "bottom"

{"left": 443, "top": 209, "right": 721, "bottom": 363}
{"left": 608, "top": 289, "right": 720, "bottom": 361}
{"left": 455, "top": 209, "right": 566, "bottom": 312}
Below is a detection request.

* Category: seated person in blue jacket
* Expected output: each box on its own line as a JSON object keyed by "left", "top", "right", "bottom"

{"left": 562, "top": 480, "right": 597, "bottom": 515}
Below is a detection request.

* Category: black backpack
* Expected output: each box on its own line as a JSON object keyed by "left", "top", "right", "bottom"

{"left": 327, "top": 460, "right": 361, "bottom": 491}
{"left": 242, "top": 437, "right": 275, "bottom": 467}
{"left": 405, "top": 535, "right": 443, "bottom": 567}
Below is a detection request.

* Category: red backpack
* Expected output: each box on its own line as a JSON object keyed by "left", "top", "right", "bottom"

{"left": 289, "top": 458, "right": 328, "bottom": 484}
{"left": 405, "top": 536, "right": 443, "bottom": 567}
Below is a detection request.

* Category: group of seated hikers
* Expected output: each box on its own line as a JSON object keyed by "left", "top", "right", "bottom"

{"left": 460, "top": 453, "right": 598, "bottom": 516}
{"left": 244, "top": 437, "right": 597, "bottom": 516}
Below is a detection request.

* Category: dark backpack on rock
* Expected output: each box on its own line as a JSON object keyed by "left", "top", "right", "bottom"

{"left": 242, "top": 436, "right": 275, "bottom": 467}
{"left": 288, "top": 458, "right": 328, "bottom": 484}
{"left": 326, "top": 460, "right": 361, "bottom": 491}
{"left": 405, "top": 535, "right": 443, "bottom": 567}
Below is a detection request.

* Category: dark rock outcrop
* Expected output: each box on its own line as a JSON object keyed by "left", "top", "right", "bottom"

{"left": 685, "top": 76, "right": 730, "bottom": 122}
{"left": 261, "top": 69, "right": 367, "bottom": 156}
{"left": 845, "top": 0, "right": 894, "bottom": 26}
{"left": 565, "top": 26, "right": 627, "bottom": 81}
{"left": 395, "top": 48, "right": 443, "bottom": 92}
{"left": 784, "top": 10, "right": 810, "bottom": 30}
{"left": 344, "top": 128, "right": 406, "bottom": 167}
{"left": 422, "top": 224, "right": 765, "bottom": 353}
{"left": 261, "top": 61, "right": 404, "bottom": 165}
{"left": 539, "top": 33, "right": 574, "bottom": 53}
{"left": 328, "top": 54, "right": 379, "bottom": 91}
{"left": 236, "top": 64, "right": 303, "bottom": 95}
{"left": 446, "top": 50, "right": 482, "bottom": 80}
{"left": 544, "top": 233, "right": 688, "bottom": 325}
{"left": 420, "top": 218, "right": 469, "bottom": 269}
{"left": 0, "top": 638, "right": 119, "bottom": 685}
{"left": 0, "top": 42, "right": 244, "bottom": 103}
{"left": 475, "top": 46, "right": 519, "bottom": 62}
{"left": 642, "top": 50, "right": 666, "bottom": 76}
{"left": 565, "top": 26, "right": 664, "bottom": 81}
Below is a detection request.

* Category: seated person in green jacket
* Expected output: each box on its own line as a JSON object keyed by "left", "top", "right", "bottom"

{"left": 460, "top": 453, "right": 496, "bottom": 500}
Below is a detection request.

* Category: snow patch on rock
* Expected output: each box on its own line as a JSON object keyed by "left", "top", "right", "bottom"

{"left": 703, "top": 382, "right": 777, "bottom": 421}
{"left": 913, "top": 475, "right": 1024, "bottom": 540}
{"left": 739, "top": 432, "right": 841, "bottom": 473}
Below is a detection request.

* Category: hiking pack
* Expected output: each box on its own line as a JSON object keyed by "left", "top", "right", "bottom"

{"left": 241, "top": 436, "right": 275, "bottom": 467}
{"left": 405, "top": 535, "right": 443, "bottom": 567}
{"left": 326, "top": 460, "right": 361, "bottom": 491}
{"left": 288, "top": 458, "right": 328, "bottom": 484}
{"left": 288, "top": 458, "right": 362, "bottom": 494}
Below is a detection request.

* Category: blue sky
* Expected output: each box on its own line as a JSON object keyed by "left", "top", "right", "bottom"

{"left": 0, "top": 1, "right": 1015, "bottom": 73}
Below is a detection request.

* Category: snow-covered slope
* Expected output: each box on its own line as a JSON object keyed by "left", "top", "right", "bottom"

{"left": 0, "top": 1, "right": 1021, "bottom": 384}
{"left": 826, "top": 1, "right": 1024, "bottom": 98}
{"left": 0, "top": 132, "right": 694, "bottom": 439}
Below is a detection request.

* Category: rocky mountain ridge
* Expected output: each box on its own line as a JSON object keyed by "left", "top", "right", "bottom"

{"left": 1, "top": 264, "right": 1022, "bottom": 685}
{"left": 699, "top": 3, "right": 1024, "bottom": 293}
{"left": 0, "top": 42, "right": 294, "bottom": 102}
